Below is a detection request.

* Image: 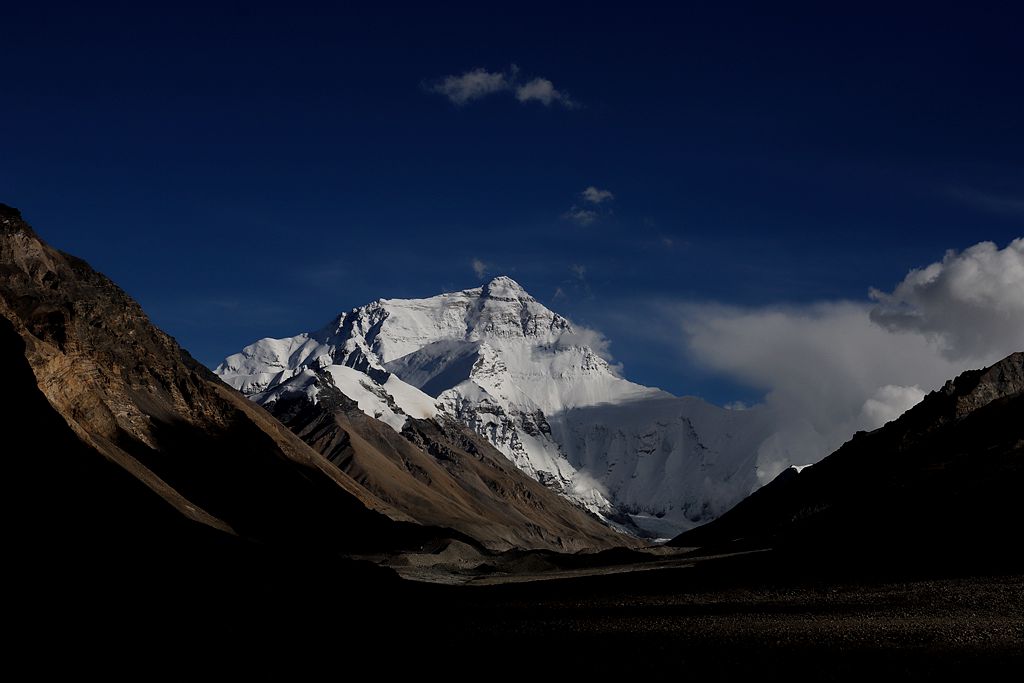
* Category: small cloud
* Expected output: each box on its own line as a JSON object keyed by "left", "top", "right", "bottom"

{"left": 427, "top": 66, "right": 578, "bottom": 108}
{"left": 552, "top": 286, "right": 567, "bottom": 300}
{"left": 515, "top": 78, "right": 576, "bottom": 108}
{"left": 723, "top": 401, "right": 750, "bottom": 411}
{"left": 571, "top": 469, "right": 609, "bottom": 499}
{"left": 556, "top": 327, "right": 616, "bottom": 364}
{"left": 949, "top": 187, "right": 1024, "bottom": 217}
{"left": 565, "top": 263, "right": 594, "bottom": 299}
{"left": 581, "top": 186, "right": 614, "bottom": 204}
{"left": 471, "top": 258, "right": 489, "bottom": 279}
{"left": 661, "top": 236, "right": 675, "bottom": 248}
{"left": 562, "top": 207, "right": 598, "bottom": 226}
{"left": 563, "top": 187, "right": 614, "bottom": 225}
{"left": 428, "top": 68, "right": 509, "bottom": 105}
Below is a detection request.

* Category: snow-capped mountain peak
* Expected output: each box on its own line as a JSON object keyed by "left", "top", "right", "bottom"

{"left": 216, "top": 276, "right": 776, "bottom": 536}
{"left": 472, "top": 276, "right": 573, "bottom": 343}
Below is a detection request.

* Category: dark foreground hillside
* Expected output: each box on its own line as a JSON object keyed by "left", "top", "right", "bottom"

{"left": 672, "top": 352, "right": 1024, "bottom": 564}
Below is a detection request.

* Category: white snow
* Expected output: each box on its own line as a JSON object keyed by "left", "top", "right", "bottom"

{"left": 323, "top": 365, "right": 406, "bottom": 432}
{"left": 383, "top": 373, "right": 440, "bottom": 421}
{"left": 548, "top": 395, "right": 776, "bottom": 532}
{"left": 241, "top": 360, "right": 439, "bottom": 435}
{"left": 215, "top": 275, "right": 778, "bottom": 535}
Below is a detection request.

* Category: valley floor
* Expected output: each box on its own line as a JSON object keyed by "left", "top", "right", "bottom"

{"left": 19, "top": 547, "right": 1022, "bottom": 679}
{"left": 433, "top": 571, "right": 1024, "bottom": 678}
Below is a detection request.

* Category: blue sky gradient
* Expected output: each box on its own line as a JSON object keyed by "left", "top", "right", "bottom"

{"left": 3, "top": 2, "right": 1022, "bottom": 404}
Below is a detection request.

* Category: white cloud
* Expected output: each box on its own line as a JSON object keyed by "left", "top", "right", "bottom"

{"left": 428, "top": 67, "right": 577, "bottom": 108}
{"left": 563, "top": 188, "right": 613, "bottom": 225}
{"left": 870, "top": 238, "right": 1024, "bottom": 360}
{"left": 555, "top": 326, "right": 617, "bottom": 367}
{"left": 860, "top": 384, "right": 926, "bottom": 427}
{"left": 676, "top": 300, "right": 971, "bottom": 483}
{"left": 661, "top": 237, "right": 1024, "bottom": 484}
{"left": 571, "top": 263, "right": 587, "bottom": 279}
{"left": 581, "top": 186, "right": 614, "bottom": 204}
{"left": 516, "top": 77, "right": 576, "bottom": 107}
{"left": 562, "top": 207, "right": 598, "bottom": 226}
{"left": 571, "top": 469, "right": 609, "bottom": 499}
{"left": 471, "top": 258, "right": 489, "bottom": 279}
{"left": 429, "top": 68, "right": 509, "bottom": 105}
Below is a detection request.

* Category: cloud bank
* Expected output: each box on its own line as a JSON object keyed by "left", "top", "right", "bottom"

{"left": 869, "top": 238, "right": 1024, "bottom": 360}
{"left": 673, "top": 238, "right": 1024, "bottom": 483}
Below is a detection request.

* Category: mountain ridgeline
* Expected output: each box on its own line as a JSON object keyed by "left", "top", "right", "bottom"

{"left": 0, "top": 203, "right": 438, "bottom": 552}
{"left": 671, "top": 352, "right": 1024, "bottom": 566}
{"left": 0, "top": 204, "right": 626, "bottom": 558}
{"left": 217, "top": 275, "right": 777, "bottom": 536}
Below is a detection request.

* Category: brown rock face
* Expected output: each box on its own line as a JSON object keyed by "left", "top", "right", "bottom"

{"left": 269, "top": 378, "right": 636, "bottom": 552}
{"left": 0, "top": 203, "right": 441, "bottom": 551}
{"left": 944, "top": 352, "right": 1024, "bottom": 418}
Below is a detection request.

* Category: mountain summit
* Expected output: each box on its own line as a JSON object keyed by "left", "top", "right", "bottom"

{"left": 217, "top": 275, "right": 647, "bottom": 519}
{"left": 218, "top": 277, "right": 776, "bottom": 535}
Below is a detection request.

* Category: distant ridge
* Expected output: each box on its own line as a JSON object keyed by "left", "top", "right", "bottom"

{"left": 671, "top": 351, "right": 1024, "bottom": 566}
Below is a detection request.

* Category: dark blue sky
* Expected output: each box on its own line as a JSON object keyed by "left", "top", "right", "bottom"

{"left": 3, "top": 2, "right": 1022, "bottom": 403}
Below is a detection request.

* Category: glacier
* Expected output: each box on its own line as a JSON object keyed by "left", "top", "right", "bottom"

{"left": 215, "top": 275, "right": 780, "bottom": 536}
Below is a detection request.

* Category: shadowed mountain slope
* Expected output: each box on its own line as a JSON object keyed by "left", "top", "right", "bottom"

{"left": 267, "top": 377, "right": 636, "bottom": 552}
{"left": 1, "top": 203, "right": 625, "bottom": 553}
{"left": 0, "top": 203, "right": 449, "bottom": 553}
{"left": 671, "top": 352, "right": 1024, "bottom": 564}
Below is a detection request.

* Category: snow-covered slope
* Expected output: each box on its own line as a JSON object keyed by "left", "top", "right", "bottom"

{"left": 216, "top": 276, "right": 775, "bottom": 535}
{"left": 549, "top": 397, "right": 776, "bottom": 537}
{"left": 250, "top": 365, "right": 439, "bottom": 433}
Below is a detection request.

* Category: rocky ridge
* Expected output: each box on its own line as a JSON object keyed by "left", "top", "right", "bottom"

{"left": 2, "top": 204, "right": 628, "bottom": 553}
{"left": 671, "top": 351, "right": 1024, "bottom": 554}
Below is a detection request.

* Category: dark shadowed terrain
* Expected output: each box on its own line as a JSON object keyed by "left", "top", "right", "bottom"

{"left": 16, "top": 548, "right": 1022, "bottom": 679}
{"left": 671, "top": 351, "right": 1024, "bottom": 573}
